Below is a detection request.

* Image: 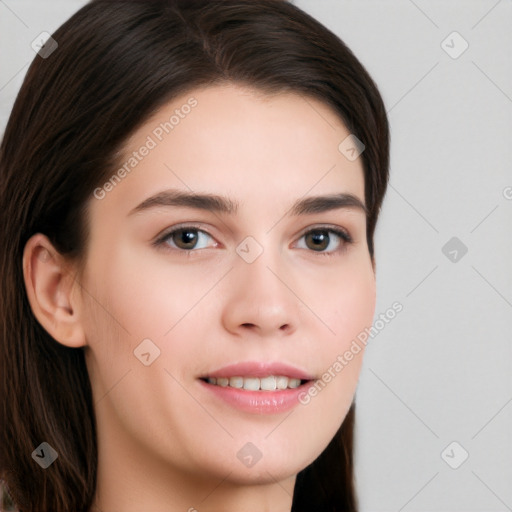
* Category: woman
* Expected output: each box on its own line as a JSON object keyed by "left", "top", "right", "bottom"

{"left": 0, "top": 1, "right": 390, "bottom": 510}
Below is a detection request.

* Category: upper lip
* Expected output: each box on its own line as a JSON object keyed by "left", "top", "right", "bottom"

{"left": 201, "top": 361, "right": 315, "bottom": 380}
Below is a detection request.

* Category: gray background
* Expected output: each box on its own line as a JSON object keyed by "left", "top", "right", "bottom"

{"left": 1, "top": 1, "right": 511, "bottom": 510}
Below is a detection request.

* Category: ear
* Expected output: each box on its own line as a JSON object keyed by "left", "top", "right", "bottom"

{"left": 22, "top": 233, "right": 87, "bottom": 348}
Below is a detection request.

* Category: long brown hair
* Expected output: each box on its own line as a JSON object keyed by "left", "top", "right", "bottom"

{"left": 0, "top": 1, "right": 390, "bottom": 510}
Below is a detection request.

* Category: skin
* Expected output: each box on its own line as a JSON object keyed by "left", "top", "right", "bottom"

{"left": 23, "top": 83, "right": 376, "bottom": 512}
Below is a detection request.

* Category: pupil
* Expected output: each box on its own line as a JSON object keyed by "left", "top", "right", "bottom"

{"left": 308, "top": 231, "right": 328, "bottom": 250}
{"left": 179, "top": 229, "right": 197, "bottom": 247}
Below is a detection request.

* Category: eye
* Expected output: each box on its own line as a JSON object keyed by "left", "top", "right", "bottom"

{"left": 295, "top": 227, "right": 353, "bottom": 255}
{"left": 154, "top": 224, "right": 353, "bottom": 255}
{"left": 156, "top": 225, "right": 216, "bottom": 251}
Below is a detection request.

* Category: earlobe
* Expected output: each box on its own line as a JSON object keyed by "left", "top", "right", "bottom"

{"left": 22, "top": 233, "right": 87, "bottom": 348}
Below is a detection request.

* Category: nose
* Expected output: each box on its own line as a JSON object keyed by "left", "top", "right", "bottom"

{"left": 220, "top": 244, "right": 301, "bottom": 339}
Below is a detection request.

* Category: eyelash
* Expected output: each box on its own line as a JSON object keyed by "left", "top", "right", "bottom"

{"left": 153, "top": 223, "right": 354, "bottom": 257}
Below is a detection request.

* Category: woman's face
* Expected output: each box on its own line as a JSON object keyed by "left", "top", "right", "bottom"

{"left": 80, "top": 83, "right": 375, "bottom": 499}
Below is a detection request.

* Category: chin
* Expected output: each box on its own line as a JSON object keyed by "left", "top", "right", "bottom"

{"left": 195, "top": 442, "right": 316, "bottom": 486}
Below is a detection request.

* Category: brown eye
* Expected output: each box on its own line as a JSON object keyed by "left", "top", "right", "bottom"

{"left": 159, "top": 227, "right": 214, "bottom": 251}
{"left": 304, "top": 230, "right": 330, "bottom": 251}
{"left": 171, "top": 229, "right": 199, "bottom": 249}
{"left": 296, "top": 227, "right": 352, "bottom": 255}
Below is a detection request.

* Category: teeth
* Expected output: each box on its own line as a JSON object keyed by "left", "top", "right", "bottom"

{"left": 288, "top": 378, "right": 301, "bottom": 388}
{"left": 229, "top": 376, "right": 243, "bottom": 388}
{"left": 260, "top": 376, "right": 276, "bottom": 390}
{"left": 276, "top": 376, "right": 288, "bottom": 390}
{"left": 205, "top": 375, "right": 304, "bottom": 391}
{"left": 243, "top": 377, "right": 260, "bottom": 391}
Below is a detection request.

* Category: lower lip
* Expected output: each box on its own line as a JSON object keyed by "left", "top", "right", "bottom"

{"left": 199, "top": 379, "right": 314, "bottom": 414}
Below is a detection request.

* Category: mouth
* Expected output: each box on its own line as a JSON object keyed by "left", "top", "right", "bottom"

{"left": 197, "top": 361, "right": 315, "bottom": 413}
{"left": 199, "top": 375, "right": 311, "bottom": 391}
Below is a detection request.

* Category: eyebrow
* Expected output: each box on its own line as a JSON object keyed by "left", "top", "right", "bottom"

{"left": 128, "top": 189, "right": 368, "bottom": 217}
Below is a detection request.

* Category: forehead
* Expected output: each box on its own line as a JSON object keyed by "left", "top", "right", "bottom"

{"left": 93, "top": 83, "right": 365, "bottom": 217}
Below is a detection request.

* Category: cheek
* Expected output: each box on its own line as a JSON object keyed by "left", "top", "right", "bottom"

{"left": 298, "top": 258, "right": 375, "bottom": 416}
{"left": 84, "top": 243, "right": 204, "bottom": 344}
{"left": 331, "top": 268, "right": 376, "bottom": 343}
{"left": 310, "top": 255, "right": 376, "bottom": 350}
{"left": 80, "top": 241, "right": 223, "bottom": 402}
